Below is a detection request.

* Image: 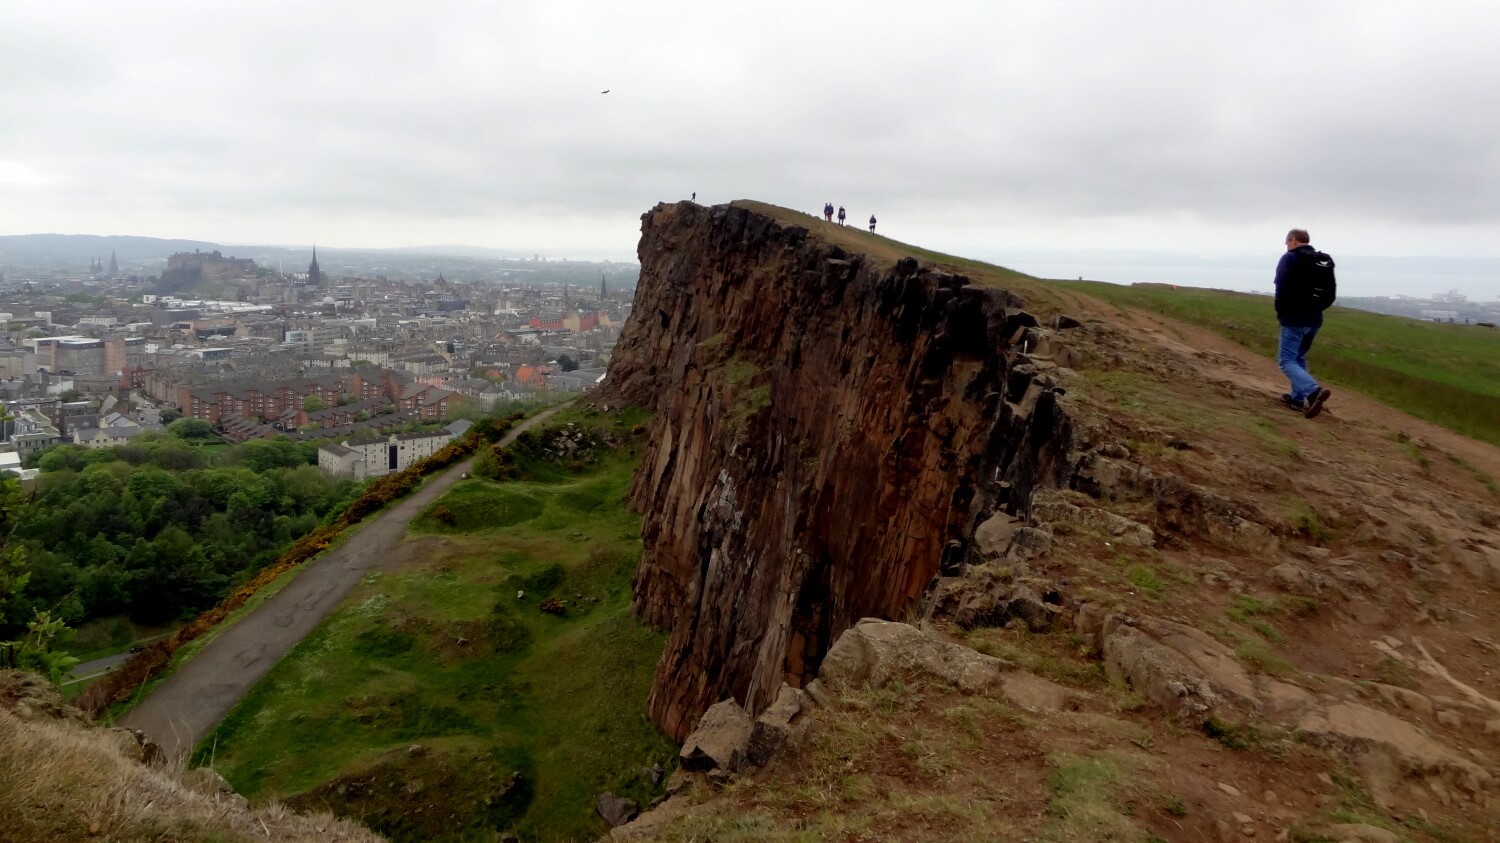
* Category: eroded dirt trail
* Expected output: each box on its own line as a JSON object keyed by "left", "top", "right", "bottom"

{"left": 119, "top": 404, "right": 572, "bottom": 760}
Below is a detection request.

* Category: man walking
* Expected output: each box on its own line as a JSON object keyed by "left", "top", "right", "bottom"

{"left": 837, "top": 206, "right": 846, "bottom": 225}
{"left": 1274, "top": 228, "right": 1336, "bottom": 418}
{"left": 824, "top": 202, "right": 834, "bottom": 222}
{"left": 868, "top": 214, "right": 877, "bottom": 233}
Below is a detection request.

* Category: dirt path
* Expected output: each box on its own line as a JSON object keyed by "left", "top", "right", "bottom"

{"left": 1053, "top": 287, "right": 1500, "bottom": 479}
{"left": 119, "top": 404, "right": 574, "bottom": 760}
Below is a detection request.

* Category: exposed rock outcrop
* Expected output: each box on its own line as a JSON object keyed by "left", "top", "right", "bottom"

{"left": 594, "top": 792, "right": 640, "bottom": 827}
{"left": 677, "top": 699, "right": 753, "bottom": 773}
{"left": 603, "top": 201, "right": 1076, "bottom": 738}
{"left": 819, "top": 617, "right": 1007, "bottom": 694}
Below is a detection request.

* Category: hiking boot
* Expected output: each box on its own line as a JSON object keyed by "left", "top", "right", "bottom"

{"left": 1281, "top": 393, "right": 1303, "bottom": 411}
{"left": 1303, "top": 387, "right": 1332, "bottom": 419}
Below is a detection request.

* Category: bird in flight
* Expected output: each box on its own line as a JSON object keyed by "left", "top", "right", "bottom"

{"left": 601, "top": 89, "right": 610, "bottom": 94}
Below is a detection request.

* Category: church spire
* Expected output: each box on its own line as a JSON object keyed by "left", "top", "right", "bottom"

{"left": 308, "top": 245, "right": 321, "bottom": 282}
{"left": 108, "top": 250, "right": 119, "bottom": 277}
{"left": 600, "top": 273, "right": 607, "bottom": 301}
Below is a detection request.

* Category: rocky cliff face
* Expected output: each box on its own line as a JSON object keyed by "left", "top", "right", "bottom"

{"left": 603, "top": 202, "right": 1075, "bottom": 739}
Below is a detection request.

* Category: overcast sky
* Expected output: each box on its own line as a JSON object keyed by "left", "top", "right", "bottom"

{"left": 3, "top": 1, "right": 1499, "bottom": 296}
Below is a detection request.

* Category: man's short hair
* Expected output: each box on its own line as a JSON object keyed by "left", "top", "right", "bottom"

{"left": 1286, "top": 229, "right": 1311, "bottom": 245}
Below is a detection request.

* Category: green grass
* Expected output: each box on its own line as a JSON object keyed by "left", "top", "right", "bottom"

{"left": 1289, "top": 502, "right": 1334, "bottom": 544}
{"left": 1053, "top": 281, "right": 1500, "bottom": 446}
{"left": 409, "top": 483, "right": 544, "bottom": 532}
{"left": 1124, "top": 565, "right": 1165, "bottom": 599}
{"left": 194, "top": 416, "right": 674, "bottom": 842}
{"left": 1037, "top": 751, "right": 1154, "bottom": 842}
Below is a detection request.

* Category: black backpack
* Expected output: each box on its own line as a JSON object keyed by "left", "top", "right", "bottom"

{"left": 1302, "top": 250, "right": 1337, "bottom": 311}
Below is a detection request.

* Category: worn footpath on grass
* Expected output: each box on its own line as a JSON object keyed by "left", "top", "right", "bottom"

{"left": 118, "top": 403, "right": 573, "bottom": 760}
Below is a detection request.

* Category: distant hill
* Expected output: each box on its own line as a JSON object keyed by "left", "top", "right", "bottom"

{"left": 0, "top": 233, "right": 221, "bottom": 266}
{"left": 0, "top": 234, "right": 630, "bottom": 272}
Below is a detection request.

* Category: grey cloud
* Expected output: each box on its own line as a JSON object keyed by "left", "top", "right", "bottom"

{"left": 1, "top": 0, "right": 1498, "bottom": 273}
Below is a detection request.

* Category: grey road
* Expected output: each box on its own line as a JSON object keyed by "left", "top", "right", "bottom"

{"left": 64, "top": 650, "right": 135, "bottom": 684}
{"left": 118, "top": 405, "right": 571, "bottom": 759}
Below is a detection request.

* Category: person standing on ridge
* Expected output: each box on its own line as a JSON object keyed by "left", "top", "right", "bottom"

{"left": 837, "top": 206, "right": 846, "bottom": 225}
{"left": 1274, "top": 228, "right": 1337, "bottom": 418}
{"left": 824, "top": 202, "right": 834, "bottom": 222}
{"left": 868, "top": 214, "right": 877, "bottom": 233}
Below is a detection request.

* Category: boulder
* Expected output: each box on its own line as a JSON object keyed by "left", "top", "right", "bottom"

{"left": 1096, "top": 442, "right": 1131, "bottom": 460}
{"left": 1006, "top": 526, "right": 1054, "bottom": 561}
{"left": 951, "top": 582, "right": 1064, "bottom": 632}
{"left": 679, "top": 699, "right": 753, "bottom": 773}
{"left": 818, "top": 618, "right": 1004, "bottom": 694}
{"left": 1267, "top": 562, "right": 1314, "bottom": 593}
{"left": 1073, "top": 453, "right": 1151, "bottom": 501}
{"left": 973, "top": 511, "right": 1021, "bottom": 561}
{"left": 1099, "top": 615, "right": 1257, "bottom": 716}
{"left": 594, "top": 791, "right": 640, "bottom": 827}
{"left": 746, "top": 684, "right": 810, "bottom": 767}
{"left": 1072, "top": 601, "right": 1110, "bottom": 645}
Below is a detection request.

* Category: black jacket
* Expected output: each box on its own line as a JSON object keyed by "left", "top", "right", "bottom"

{"left": 1274, "top": 244, "right": 1324, "bottom": 328}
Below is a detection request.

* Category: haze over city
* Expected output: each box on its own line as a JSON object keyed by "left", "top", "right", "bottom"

{"left": 3, "top": 1, "right": 1499, "bottom": 298}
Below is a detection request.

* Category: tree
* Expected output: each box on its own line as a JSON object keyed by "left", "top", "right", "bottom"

{"left": 557, "top": 354, "right": 579, "bottom": 372}
{"left": 230, "top": 439, "right": 308, "bottom": 472}
{"left": 36, "top": 445, "right": 86, "bottom": 474}
{"left": 168, "top": 418, "right": 214, "bottom": 440}
{"left": 161, "top": 407, "right": 182, "bottom": 424}
{"left": 57, "top": 389, "right": 84, "bottom": 403}
{"left": 0, "top": 478, "right": 79, "bottom": 681}
{"left": 124, "top": 527, "right": 224, "bottom": 624}
{"left": 303, "top": 395, "right": 327, "bottom": 413}
{"left": 0, "top": 611, "right": 78, "bottom": 682}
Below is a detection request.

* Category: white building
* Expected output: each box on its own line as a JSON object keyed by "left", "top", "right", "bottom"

{"left": 317, "top": 421, "right": 468, "bottom": 480}
{"left": 0, "top": 451, "right": 39, "bottom": 482}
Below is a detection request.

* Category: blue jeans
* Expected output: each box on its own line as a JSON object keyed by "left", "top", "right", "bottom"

{"left": 1278, "top": 325, "right": 1321, "bottom": 400}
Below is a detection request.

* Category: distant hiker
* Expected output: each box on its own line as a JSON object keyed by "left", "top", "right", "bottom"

{"left": 1274, "top": 228, "right": 1337, "bottom": 418}
{"left": 868, "top": 214, "right": 877, "bottom": 233}
{"left": 691, "top": 191, "right": 696, "bottom": 202}
{"left": 837, "top": 206, "right": 846, "bottom": 225}
{"left": 824, "top": 202, "right": 834, "bottom": 222}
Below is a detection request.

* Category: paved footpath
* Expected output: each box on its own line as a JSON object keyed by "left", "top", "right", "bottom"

{"left": 119, "top": 404, "right": 572, "bottom": 760}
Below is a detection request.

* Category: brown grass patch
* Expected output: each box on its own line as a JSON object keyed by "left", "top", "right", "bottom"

{"left": 0, "top": 707, "right": 381, "bottom": 843}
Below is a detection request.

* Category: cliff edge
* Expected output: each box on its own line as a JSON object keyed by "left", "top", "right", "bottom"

{"left": 603, "top": 201, "right": 1074, "bottom": 738}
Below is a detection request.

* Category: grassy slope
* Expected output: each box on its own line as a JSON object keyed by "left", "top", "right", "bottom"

{"left": 195, "top": 407, "right": 674, "bottom": 842}
{"left": 725, "top": 206, "right": 1500, "bottom": 446}
{"left": 1050, "top": 281, "right": 1500, "bottom": 446}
